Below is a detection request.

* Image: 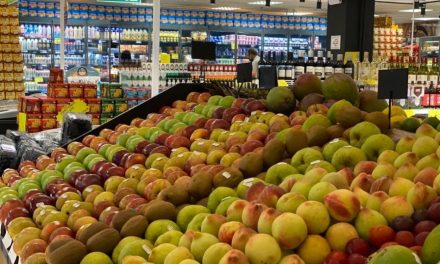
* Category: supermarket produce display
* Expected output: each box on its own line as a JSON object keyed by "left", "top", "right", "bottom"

{"left": 2, "top": 72, "right": 440, "bottom": 264}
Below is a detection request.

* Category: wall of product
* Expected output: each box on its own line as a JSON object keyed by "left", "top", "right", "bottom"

{"left": 0, "top": 4, "right": 24, "bottom": 101}
{"left": 18, "top": 0, "right": 327, "bottom": 95}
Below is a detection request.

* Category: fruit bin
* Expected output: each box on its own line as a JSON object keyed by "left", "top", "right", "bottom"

{"left": 3, "top": 73, "right": 440, "bottom": 264}
{"left": 64, "top": 83, "right": 208, "bottom": 146}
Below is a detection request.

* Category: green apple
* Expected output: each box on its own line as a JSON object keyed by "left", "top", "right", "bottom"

{"left": 163, "top": 246, "right": 194, "bottom": 264}
{"left": 145, "top": 127, "right": 163, "bottom": 140}
{"left": 126, "top": 135, "right": 145, "bottom": 152}
{"left": 176, "top": 205, "right": 210, "bottom": 231}
{"left": 105, "top": 145, "right": 126, "bottom": 161}
{"left": 265, "top": 162, "right": 298, "bottom": 185}
{"left": 112, "top": 237, "right": 142, "bottom": 263}
{"left": 0, "top": 193, "right": 19, "bottom": 206}
{"left": 170, "top": 122, "right": 187, "bottom": 134}
{"left": 175, "top": 112, "right": 187, "bottom": 121}
{"left": 164, "top": 119, "right": 180, "bottom": 132}
{"left": 63, "top": 162, "right": 85, "bottom": 175}
{"left": 186, "top": 213, "right": 209, "bottom": 232}
{"left": 202, "top": 243, "right": 231, "bottom": 264}
{"left": 291, "top": 147, "right": 324, "bottom": 173}
{"left": 75, "top": 147, "right": 97, "bottom": 162}
{"left": 190, "top": 232, "right": 219, "bottom": 262}
{"left": 207, "top": 187, "right": 237, "bottom": 212}
{"left": 150, "top": 130, "right": 166, "bottom": 143}
{"left": 214, "top": 197, "right": 239, "bottom": 215}
{"left": 81, "top": 252, "right": 113, "bottom": 264}
{"left": 361, "top": 134, "right": 395, "bottom": 161}
{"left": 55, "top": 155, "right": 76, "bottom": 172}
{"left": 322, "top": 139, "right": 349, "bottom": 162}
{"left": 18, "top": 182, "right": 41, "bottom": 199}
{"left": 37, "top": 170, "right": 63, "bottom": 184}
{"left": 41, "top": 175, "right": 63, "bottom": 191}
{"left": 86, "top": 156, "right": 106, "bottom": 171}
{"left": 349, "top": 121, "right": 381, "bottom": 148}
{"left": 327, "top": 100, "right": 352, "bottom": 123}
{"left": 413, "top": 136, "right": 438, "bottom": 158}
{"left": 116, "top": 133, "right": 131, "bottom": 147}
{"left": 331, "top": 146, "right": 367, "bottom": 170}
{"left": 207, "top": 95, "right": 223, "bottom": 105}
{"left": 83, "top": 153, "right": 105, "bottom": 167}
{"left": 145, "top": 220, "right": 181, "bottom": 243}
{"left": 155, "top": 231, "right": 183, "bottom": 246}
{"left": 218, "top": 96, "right": 235, "bottom": 108}
{"left": 117, "top": 239, "right": 153, "bottom": 264}
{"left": 136, "top": 127, "right": 151, "bottom": 138}
{"left": 148, "top": 243, "right": 177, "bottom": 264}
{"left": 236, "top": 178, "right": 265, "bottom": 199}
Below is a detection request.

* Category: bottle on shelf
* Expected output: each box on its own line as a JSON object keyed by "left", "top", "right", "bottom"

{"left": 429, "top": 57, "right": 439, "bottom": 85}
{"left": 305, "top": 49, "right": 315, "bottom": 75}
{"left": 334, "top": 54, "right": 345, "bottom": 74}
{"left": 359, "top": 51, "right": 370, "bottom": 84}
{"left": 408, "top": 57, "right": 418, "bottom": 84}
{"left": 369, "top": 51, "right": 379, "bottom": 86}
{"left": 324, "top": 51, "right": 334, "bottom": 79}
{"left": 417, "top": 57, "right": 429, "bottom": 84}
{"left": 285, "top": 52, "right": 293, "bottom": 80}
{"left": 277, "top": 52, "right": 286, "bottom": 80}
{"left": 314, "top": 51, "right": 324, "bottom": 80}
{"left": 295, "top": 50, "right": 306, "bottom": 79}
{"left": 344, "top": 54, "right": 354, "bottom": 79}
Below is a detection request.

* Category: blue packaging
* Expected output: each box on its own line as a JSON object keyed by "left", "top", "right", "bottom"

{"left": 294, "top": 23, "right": 301, "bottom": 30}
{"left": 275, "top": 22, "right": 282, "bottom": 29}
{"left": 46, "top": 10, "right": 54, "bottom": 18}
{"left": 146, "top": 8, "right": 152, "bottom": 15}
{"left": 213, "top": 19, "right": 220, "bottom": 26}
{"left": 168, "top": 10, "right": 175, "bottom": 16}
{"left": 183, "top": 17, "right": 191, "bottom": 25}
{"left": 282, "top": 23, "right": 288, "bottom": 30}
{"left": 55, "top": 2, "right": 60, "bottom": 10}
{"left": 97, "top": 5, "right": 105, "bottom": 13}
{"left": 162, "top": 9, "right": 169, "bottom": 16}
{"left": 20, "top": 8, "right": 29, "bottom": 16}
{"left": 281, "top": 16, "right": 288, "bottom": 23}
{"left": 206, "top": 18, "right": 214, "bottom": 25}
{"left": 105, "top": 6, "right": 113, "bottom": 14}
{"left": 320, "top": 17, "right": 327, "bottom": 23}
{"left": 70, "top": 3, "right": 79, "bottom": 11}
{"left": 227, "top": 12, "right": 233, "bottom": 19}
{"left": 295, "top": 16, "right": 301, "bottom": 23}
{"left": 97, "top": 12, "right": 105, "bottom": 21}
{"left": 241, "top": 14, "right": 247, "bottom": 20}
{"left": 89, "top": 5, "right": 96, "bottom": 12}
{"left": 206, "top": 11, "right": 214, "bottom": 18}
{"left": 275, "top": 16, "right": 281, "bottom": 22}
{"left": 307, "top": 17, "right": 313, "bottom": 23}
{"left": 89, "top": 12, "right": 97, "bottom": 20}
{"left": 220, "top": 19, "right": 227, "bottom": 27}
{"left": 213, "top": 12, "right": 220, "bottom": 19}
{"left": 288, "top": 22, "right": 295, "bottom": 30}
{"left": 234, "top": 13, "right": 240, "bottom": 20}
{"left": 106, "top": 13, "right": 114, "bottom": 21}
{"left": 36, "top": 1, "right": 45, "bottom": 9}
{"left": 255, "top": 20, "right": 261, "bottom": 28}
{"left": 191, "top": 11, "right": 198, "bottom": 17}
{"left": 227, "top": 19, "right": 234, "bottom": 27}
{"left": 307, "top": 23, "right": 314, "bottom": 30}
{"left": 191, "top": 18, "right": 198, "bottom": 25}
{"left": 113, "top": 6, "right": 121, "bottom": 14}
{"left": 112, "top": 14, "right": 120, "bottom": 21}
{"left": 234, "top": 19, "right": 241, "bottom": 27}
{"left": 184, "top": 10, "right": 191, "bottom": 17}
{"left": 37, "top": 9, "right": 46, "bottom": 17}
{"left": 129, "top": 14, "right": 137, "bottom": 22}
{"left": 138, "top": 15, "right": 145, "bottom": 23}
{"left": 254, "top": 14, "right": 261, "bottom": 21}
{"left": 241, "top": 19, "right": 248, "bottom": 28}
{"left": 198, "top": 18, "right": 204, "bottom": 25}
{"left": 268, "top": 15, "right": 275, "bottom": 22}
{"left": 301, "top": 17, "right": 307, "bottom": 23}
{"left": 28, "top": 1, "right": 37, "bottom": 8}
{"left": 261, "top": 21, "right": 268, "bottom": 28}
{"left": 169, "top": 16, "right": 176, "bottom": 24}
{"left": 247, "top": 14, "right": 254, "bottom": 20}
{"left": 247, "top": 19, "right": 254, "bottom": 28}
{"left": 55, "top": 10, "right": 60, "bottom": 18}
{"left": 130, "top": 7, "right": 138, "bottom": 15}
{"left": 28, "top": 8, "right": 37, "bottom": 16}
{"left": 46, "top": 2, "right": 54, "bottom": 10}
{"left": 121, "top": 7, "right": 129, "bottom": 14}
{"left": 79, "top": 3, "right": 88, "bottom": 11}
{"left": 19, "top": 1, "right": 28, "bottom": 8}
{"left": 313, "top": 24, "right": 320, "bottom": 31}
{"left": 176, "top": 10, "right": 183, "bottom": 17}
{"left": 161, "top": 15, "right": 169, "bottom": 24}
{"left": 138, "top": 7, "right": 145, "bottom": 15}
{"left": 146, "top": 14, "right": 153, "bottom": 22}
{"left": 220, "top": 12, "right": 227, "bottom": 19}
{"left": 80, "top": 11, "right": 88, "bottom": 19}
{"left": 301, "top": 23, "right": 307, "bottom": 30}
{"left": 288, "top": 16, "right": 295, "bottom": 22}
{"left": 176, "top": 17, "right": 183, "bottom": 24}
{"left": 268, "top": 22, "right": 275, "bottom": 29}
{"left": 122, "top": 14, "right": 130, "bottom": 22}
{"left": 73, "top": 11, "right": 81, "bottom": 19}
{"left": 313, "top": 17, "right": 319, "bottom": 23}
{"left": 321, "top": 23, "right": 327, "bottom": 31}
{"left": 198, "top": 11, "right": 205, "bottom": 18}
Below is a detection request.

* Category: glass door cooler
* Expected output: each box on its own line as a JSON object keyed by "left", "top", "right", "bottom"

{"left": 160, "top": 30, "right": 180, "bottom": 62}
{"left": 236, "top": 33, "right": 261, "bottom": 64}
{"left": 119, "top": 27, "right": 149, "bottom": 62}
{"left": 55, "top": 25, "right": 86, "bottom": 71}
{"left": 263, "top": 34, "right": 288, "bottom": 63}
{"left": 208, "top": 31, "right": 236, "bottom": 64}
{"left": 181, "top": 30, "right": 208, "bottom": 62}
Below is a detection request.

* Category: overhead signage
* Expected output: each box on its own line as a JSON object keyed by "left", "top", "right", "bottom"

{"left": 97, "top": 0, "right": 141, "bottom": 3}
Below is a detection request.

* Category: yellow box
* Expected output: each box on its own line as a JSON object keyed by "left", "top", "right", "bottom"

{"left": 0, "top": 82, "right": 4, "bottom": 91}
{"left": 4, "top": 73, "right": 13, "bottom": 82}
{"left": 4, "top": 82, "right": 14, "bottom": 91}
{"left": 14, "top": 82, "right": 24, "bottom": 92}
{"left": 0, "top": 73, "right": 4, "bottom": 82}
{"left": 0, "top": 92, "right": 5, "bottom": 100}
{"left": 5, "top": 91, "right": 14, "bottom": 100}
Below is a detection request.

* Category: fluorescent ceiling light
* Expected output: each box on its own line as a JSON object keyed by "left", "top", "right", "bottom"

{"left": 287, "top": 12, "right": 313, "bottom": 16}
{"left": 412, "top": 17, "right": 440, "bottom": 21}
{"left": 212, "top": 6, "right": 240, "bottom": 10}
{"left": 374, "top": 14, "right": 379, "bottom": 17}
{"left": 400, "top": 8, "right": 433, "bottom": 13}
{"left": 249, "top": 1, "right": 283, "bottom": 5}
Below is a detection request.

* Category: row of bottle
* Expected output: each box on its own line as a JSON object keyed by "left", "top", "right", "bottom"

{"left": 23, "top": 54, "right": 51, "bottom": 65}
{"left": 24, "top": 68, "right": 50, "bottom": 81}
{"left": 407, "top": 57, "right": 439, "bottom": 85}
{"left": 20, "top": 24, "right": 52, "bottom": 39}
{"left": 20, "top": 38, "right": 51, "bottom": 52}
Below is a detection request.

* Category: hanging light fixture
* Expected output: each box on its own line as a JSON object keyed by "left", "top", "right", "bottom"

{"left": 300, "top": 0, "right": 305, "bottom": 2}
{"left": 210, "top": 0, "right": 215, "bottom": 4}
{"left": 317, "top": 0, "right": 322, "bottom": 9}
{"left": 266, "top": 0, "right": 271, "bottom": 6}
{"left": 414, "top": 0, "right": 420, "bottom": 9}
{"left": 421, "top": 3, "right": 426, "bottom": 15}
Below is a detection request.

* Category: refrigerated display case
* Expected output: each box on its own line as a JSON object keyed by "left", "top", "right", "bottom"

{"left": 119, "top": 27, "right": 150, "bottom": 62}
{"left": 181, "top": 30, "right": 208, "bottom": 62}
{"left": 419, "top": 36, "right": 440, "bottom": 59}
{"left": 55, "top": 25, "right": 86, "bottom": 70}
{"left": 236, "top": 33, "right": 261, "bottom": 64}
{"left": 263, "top": 34, "right": 288, "bottom": 62}
{"left": 160, "top": 30, "right": 180, "bottom": 62}
{"left": 209, "top": 31, "right": 236, "bottom": 64}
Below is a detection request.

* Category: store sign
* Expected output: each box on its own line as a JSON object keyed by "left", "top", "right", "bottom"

{"left": 330, "top": 35, "right": 341, "bottom": 50}
{"left": 97, "top": 0, "right": 141, "bottom": 3}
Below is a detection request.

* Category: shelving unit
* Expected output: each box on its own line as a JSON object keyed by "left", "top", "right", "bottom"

{"left": 420, "top": 36, "right": 440, "bottom": 60}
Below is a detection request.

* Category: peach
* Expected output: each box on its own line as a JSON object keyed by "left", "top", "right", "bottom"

{"left": 434, "top": 174, "right": 440, "bottom": 194}
{"left": 416, "top": 153, "right": 440, "bottom": 170}
{"left": 365, "top": 191, "right": 389, "bottom": 211}
{"left": 297, "top": 235, "right": 331, "bottom": 264}
{"left": 325, "top": 223, "right": 359, "bottom": 251}
{"left": 200, "top": 214, "right": 227, "bottom": 236}
{"left": 218, "top": 221, "right": 244, "bottom": 244}
{"left": 406, "top": 182, "right": 437, "bottom": 209}
{"left": 350, "top": 172, "right": 374, "bottom": 192}
{"left": 19, "top": 238, "right": 47, "bottom": 263}
{"left": 219, "top": 248, "right": 249, "bottom": 264}
{"left": 370, "top": 176, "right": 393, "bottom": 193}
{"left": 320, "top": 172, "right": 350, "bottom": 189}
{"left": 257, "top": 185, "right": 285, "bottom": 208}
{"left": 393, "top": 163, "right": 419, "bottom": 181}
{"left": 244, "top": 234, "right": 281, "bottom": 264}
{"left": 272, "top": 213, "right": 307, "bottom": 249}
{"left": 371, "top": 163, "right": 396, "bottom": 180}
{"left": 377, "top": 150, "right": 399, "bottom": 165}
{"left": 354, "top": 208, "right": 388, "bottom": 240}
{"left": 389, "top": 178, "right": 415, "bottom": 197}
{"left": 241, "top": 202, "right": 268, "bottom": 230}
{"left": 324, "top": 189, "right": 361, "bottom": 222}
{"left": 380, "top": 196, "right": 414, "bottom": 223}
{"left": 143, "top": 179, "right": 172, "bottom": 201}
{"left": 393, "top": 152, "right": 419, "bottom": 167}
{"left": 353, "top": 161, "right": 377, "bottom": 176}
{"left": 231, "top": 227, "right": 256, "bottom": 252}
{"left": 276, "top": 192, "right": 307, "bottom": 213}
{"left": 226, "top": 200, "right": 249, "bottom": 222}
{"left": 296, "top": 201, "right": 330, "bottom": 234}
{"left": 396, "top": 136, "right": 416, "bottom": 154}
{"left": 256, "top": 208, "right": 281, "bottom": 234}
{"left": 414, "top": 167, "right": 437, "bottom": 186}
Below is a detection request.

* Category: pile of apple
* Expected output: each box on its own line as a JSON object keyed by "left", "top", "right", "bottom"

{"left": 2, "top": 85, "right": 440, "bottom": 264}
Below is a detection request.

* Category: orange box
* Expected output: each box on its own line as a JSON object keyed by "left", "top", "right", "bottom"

{"left": 26, "top": 113, "right": 41, "bottom": 130}
{"left": 41, "top": 115, "right": 57, "bottom": 130}
{"left": 83, "top": 84, "right": 97, "bottom": 98}
{"left": 91, "top": 114, "right": 100, "bottom": 126}
{"left": 56, "top": 98, "right": 71, "bottom": 112}
{"left": 41, "top": 98, "right": 57, "bottom": 114}
{"left": 68, "top": 84, "right": 84, "bottom": 98}
{"left": 48, "top": 83, "right": 68, "bottom": 98}
{"left": 22, "top": 96, "right": 41, "bottom": 113}
{"left": 86, "top": 98, "right": 100, "bottom": 113}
